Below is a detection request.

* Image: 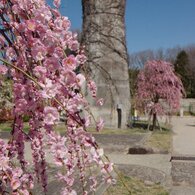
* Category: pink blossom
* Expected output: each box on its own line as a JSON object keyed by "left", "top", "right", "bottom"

{"left": 14, "top": 98, "right": 28, "bottom": 114}
{"left": 0, "top": 0, "right": 115, "bottom": 193}
{"left": 96, "top": 118, "right": 104, "bottom": 132}
{"left": 54, "top": 47, "right": 64, "bottom": 58}
{"left": 96, "top": 98, "right": 104, "bottom": 106}
{"left": 33, "top": 66, "right": 47, "bottom": 78}
{"left": 54, "top": 16, "right": 71, "bottom": 32}
{"left": 31, "top": 42, "right": 47, "bottom": 61}
{"left": 19, "top": 189, "right": 30, "bottom": 195}
{"left": 76, "top": 73, "right": 85, "bottom": 87}
{"left": 101, "top": 162, "right": 113, "bottom": 175}
{"left": 62, "top": 55, "right": 78, "bottom": 70}
{"left": 6, "top": 47, "right": 16, "bottom": 60}
{"left": 68, "top": 40, "right": 79, "bottom": 51}
{"left": 0, "top": 156, "right": 9, "bottom": 171}
{"left": 53, "top": 0, "right": 61, "bottom": 8}
{"left": 43, "top": 57, "right": 60, "bottom": 71}
{"left": 43, "top": 106, "right": 59, "bottom": 125}
{"left": 136, "top": 60, "right": 184, "bottom": 129}
{"left": 0, "top": 35, "right": 5, "bottom": 45}
{"left": 89, "top": 176, "right": 97, "bottom": 192}
{"left": 0, "top": 65, "right": 8, "bottom": 75}
{"left": 84, "top": 115, "right": 91, "bottom": 128}
{"left": 11, "top": 178, "right": 21, "bottom": 190}
{"left": 88, "top": 80, "right": 97, "bottom": 98}
{"left": 40, "top": 78, "right": 59, "bottom": 98}
{"left": 61, "top": 189, "right": 77, "bottom": 195}
{"left": 26, "top": 19, "right": 36, "bottom": 31}
{"left": 34, "top": 7, "right": 52, "bottom": 23}
{"left": 76, "top": 54, "right": 87, "bottom": 64}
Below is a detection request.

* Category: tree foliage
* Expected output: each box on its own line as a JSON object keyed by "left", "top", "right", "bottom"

{"left": 129, "top": 47, "right": 182, "bottom": 68}
{"left": 128, "top": 68, "right": 139, "bottom": 98}
{"left": 136, "top": 60, "right": 184, "bottom": 130}
{"left": 174, "top": 50, "right": 195, "bottom": 97}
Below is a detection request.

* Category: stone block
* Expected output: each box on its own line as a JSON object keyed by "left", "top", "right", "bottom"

{"left": 171, "top": 159, "right": 195, "bottom": 186}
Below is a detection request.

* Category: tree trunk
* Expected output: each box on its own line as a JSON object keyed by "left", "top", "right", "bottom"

{"left": 152, "top": 113, "right": 157, "bottom": 131}
{"left": 81, "top": 0, "right": 131, "bottom": 128}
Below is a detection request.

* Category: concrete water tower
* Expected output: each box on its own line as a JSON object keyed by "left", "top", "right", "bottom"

{"left": 81, "top": 0, "right": 131, "bottom": 128}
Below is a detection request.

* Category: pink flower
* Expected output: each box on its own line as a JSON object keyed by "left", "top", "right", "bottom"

{"left": 88, "top": 80, "right": 97, "bottom": 98}
{"left": 31, "top": 42, "right": 47, "bottom": 61}
{"left": 0, "top": 65, "right": 8, "bottom": 75}
{"left": 68, "top": 40, "right": 79, "bottom": 51}
{"left": 0, "top": 35, "right": 5, "bottom": 45}
{"left": 6, "top": 47, "right": 16, "bottom": 60}
{"left": 101, "top": 162, "right": 113, "bottom": 175}
{"left": 76, "top": 54, "right": 87, "bottom": 64}
{"left": 76, "top": 73, "right": 85, "bottom": 87}
{"left": 62, "top": 55, "right": 78, "bottom": 70}
{"left": 19, "top": 189, "right": 30, "bottom": 195}
{"left": 11, "top": 177, "right": 21, "bottom": 190}
{"left": 33, "top": 66, "right": 47, "bottom": 78}
{"left": 54, "top": 47, "right": 64, "bottom": 58}
{"left": 0, "top": 0, "right": 116, "bottom": 193}
{"left": 63, "top": 70, "right": 76, "bottom": 86}
{"left": 0, "top": 156, "right": 9, "bottom": 171}
{"left": 40, "top": 78, "right": 59, "bottom": 98}
{"left": 43, "top": 57, "right": 60, "bottom": 71}
{"left": 14, "top": 98, "right": 28, "bottom": 114}
{"left": 84, "top": 115, "right": 91, "bottom": 128}
{"left": 96, "top": 118, "right": 104, "bottom": 132}
{"left": 89, "top": 176, "right": 97, "bottom": 192}
{"left": 96, "top": 98, "right": 104, "bottom": 106}
{"left": 34, "top": 7, "right": 52, "bottom": 23}
{"left": 12, "top": 168, "right": 23, "bottom": 178}
{"left": 61, "top": 189, "right": 77, "bottom": 195}
{"left": 54, "top": 16, "right": 70, "bottom": 31}
{"left": 43, "top": 106, "right": 59, "bottom": 125}
{"left": 53, "top": 0, "right": 61, "bottom": 8}
{"left": 26, "top": 19, "right": 36, "bottom": 31}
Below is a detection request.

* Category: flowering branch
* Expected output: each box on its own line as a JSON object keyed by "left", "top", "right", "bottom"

{"left": 0, "top": 0, "right": 115, "bottom": 194}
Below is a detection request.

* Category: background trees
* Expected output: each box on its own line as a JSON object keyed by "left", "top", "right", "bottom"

{"left": 174, "top": 50, "right": 195, "bottom": 97}
{"left": 129, "top": 45, "right": 195, "bottom": 100}
{"left": 135, "top": 60, "right": 184, "bottom": 130}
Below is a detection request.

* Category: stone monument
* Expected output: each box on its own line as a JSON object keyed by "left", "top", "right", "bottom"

{"left": 81, "top": 0, "right": 131, "bottom": 128}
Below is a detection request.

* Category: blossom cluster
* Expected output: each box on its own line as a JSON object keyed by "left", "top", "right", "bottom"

{"left": 0, "top": 0, "right": 111, "bottom": 194}
{"left": 0, "top": 139, "right": 34, "bottom": 194}
{"left": 136, "top": 60, "right": 184, "bottom": 116}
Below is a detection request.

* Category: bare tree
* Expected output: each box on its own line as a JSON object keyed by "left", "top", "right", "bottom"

{"left": 129, "top": 47, "right": 182, "bottom": 68}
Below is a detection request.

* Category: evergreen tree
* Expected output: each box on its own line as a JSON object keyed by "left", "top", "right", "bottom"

{"left": 174, "top": 50, "right": 191, "bottom": 97}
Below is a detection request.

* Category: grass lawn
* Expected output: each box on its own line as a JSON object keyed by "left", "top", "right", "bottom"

{"left": 0, "top": 122, "right": 30, "bottom": 132}
{"left": 132, "top": 120, "right": 172, "bottom": 152}
{"left": 0, "top": 122, "right": 67, "bottom": 133}
{"left": 144, "top": 131, "right": 172, "bottom": 152}
{"left": 104, "top": 174, "right": 169, "bottom": 195}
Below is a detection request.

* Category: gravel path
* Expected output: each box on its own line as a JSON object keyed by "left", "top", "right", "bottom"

{"left": 172, "top": 116, "right": 195, "bottom": 156}
{"left": 170, "top": 116, "right": 195, "bottom": 194}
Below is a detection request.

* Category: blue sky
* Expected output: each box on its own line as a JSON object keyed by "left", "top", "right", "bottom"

{"left": 48, "top": 0, "right": 195, "bottom": 53}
